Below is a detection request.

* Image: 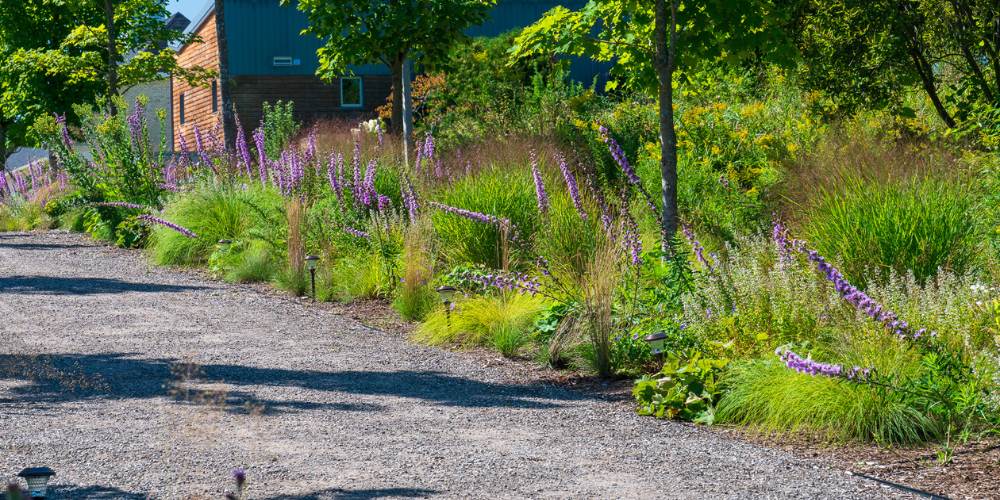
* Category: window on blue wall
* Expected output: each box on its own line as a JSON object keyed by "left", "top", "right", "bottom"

{"left": 212, "top": 80, "right": 218, "bottom": 113}
{"left": 179, "top": 93, "right": 186, "bottom": 124}
{"left": 340, "top": 77, "right": 363, "bottom": 108}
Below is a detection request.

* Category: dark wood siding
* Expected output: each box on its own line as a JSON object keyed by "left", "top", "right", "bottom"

{"left": 230, "top": 75, "right": 392, "bottom": 130}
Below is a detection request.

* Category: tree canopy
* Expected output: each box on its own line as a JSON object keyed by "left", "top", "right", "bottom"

{"left": 291, "top": 0, "right": 497, "bottom": 133}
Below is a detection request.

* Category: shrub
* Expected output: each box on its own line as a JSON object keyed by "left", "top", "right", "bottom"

{"left": 431, "top": 166, "right": 538, "bottom": 269}
{"left": 261, "top": 100, "right": 300, "bottom": 159}
{"left": 149, "top": 183, "right": 283, "bottom": 266}
{"left": 413, "top": 292, "right": 547, "bottom": 356}
{"left": 393, "top": 218, "right": 438, "bottom": 320}
{"left": 803, "top": 177, "right": 979, "bottom": 285}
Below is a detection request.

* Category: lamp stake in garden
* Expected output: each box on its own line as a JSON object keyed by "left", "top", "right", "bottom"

{"left": 305, "top": 255, "right": 320, "bottom": 301}
{"left": 644, "top": 331, "right": 668, "bottom": 364}
{"left": 436, "top": 286, "right": 458, "bottom": 326}
{"left": 17, "top": 467, "right": 55, "bottom": 499}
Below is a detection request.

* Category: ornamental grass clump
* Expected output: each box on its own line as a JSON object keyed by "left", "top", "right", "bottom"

{"left": 803, "top": 176, "right": 980, "bottom": 286}
{"left": 393, "top": 218, "right": 438, "bottom": 321}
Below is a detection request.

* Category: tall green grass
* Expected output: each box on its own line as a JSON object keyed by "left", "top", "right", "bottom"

{"left": 717, "top": 358, "right": 938, "bottom": 444}
{"left": 148, "top": 182, "right": 283, "bottom": 266}
{"left": 413, "top": 292, "right": 547, "bottom": 357}
{"left": 803, "top": 177, "right": 979, "bottom": 285}
{"left": 431, "top": 166, "right": 538, "bottom": 269}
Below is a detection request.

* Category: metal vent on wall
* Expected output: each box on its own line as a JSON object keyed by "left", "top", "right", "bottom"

{"left": 272, "top": 56, "right": 300, "bottom": 67}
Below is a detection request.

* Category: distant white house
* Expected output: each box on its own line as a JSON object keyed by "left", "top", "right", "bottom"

{"left": 3, "top": 12, "right": 190, "bottom": 171}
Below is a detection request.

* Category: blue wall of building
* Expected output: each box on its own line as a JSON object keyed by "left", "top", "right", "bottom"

{"left": 224, "top": 0, "right": 607, "bottom": 85}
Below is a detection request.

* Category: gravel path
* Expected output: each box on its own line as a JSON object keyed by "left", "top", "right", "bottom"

{"left": 0, "top": 231, "right": 904, "bottom": 499}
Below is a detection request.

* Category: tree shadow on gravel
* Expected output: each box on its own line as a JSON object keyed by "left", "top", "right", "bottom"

{"left": 268, "top": 487, "right": 439, "bottom": 499}
{"left": 47, "top": 483, "right": 146, "bottom": 499}
{"left": 0, "top": 240, "right": 93, "bottom": 251}
{"left": 0, "top": 352, "right": 591, "bottom": 413}
{"left": 0, "top": 275, "right": 210, "bottom": 295}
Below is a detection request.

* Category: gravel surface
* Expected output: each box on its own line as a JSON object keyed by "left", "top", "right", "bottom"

{"left": 0, "top": 231, "right": 906, "bottom": 499}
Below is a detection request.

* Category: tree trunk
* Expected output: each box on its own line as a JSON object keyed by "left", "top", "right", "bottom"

{"left": 214, "top": 0, "right": 236, "bottom": 148}
{"left": 390, "top": 55, "right": 404, "bottom": 134}
{"left": 104, "top": 0, "right": 120, "bottom": 115}
{"left": 401, "top": 58, "right": 415, "bottom": 167}
{"left": 907, "top": 44, "right": 956, "bottom": 128}
{"left": 654, "top": 0, "right": 679, "bottom": 250}
{"left": 0, "top": 123, "right": 8, "bottom": 173}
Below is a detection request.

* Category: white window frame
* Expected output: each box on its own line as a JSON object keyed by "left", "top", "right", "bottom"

{"left": 340, "top": 77, "right": 364, "bottom": 109}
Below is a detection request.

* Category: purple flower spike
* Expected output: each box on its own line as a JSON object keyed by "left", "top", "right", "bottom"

{"left": 556, "top": 153, "right": 586, "bottom": 220}
{"left": 429, "top": 202, "right": 512, "bottom": 231}
{"left": 776, "top": 348, "right": 872, "bottom": 382}
{"left": 530, "top": 150, "right": 549, "bottom": 215}
{"left": 232, "top": 468, "right": 246, "bottom": 488}
{"left": 138, "top": 214, "right": 198, "bottom": 238}
{"left": 93, "top": 201, "right": 148, "bottom": 210}
{"left": 682, "top": 225, "right": 713, "bottom": 272}
{"left": 253, "top": 126, "right": 268, "bottom": 184}
{"left": 344, "top": 226, "right": 370, "bottom": 239}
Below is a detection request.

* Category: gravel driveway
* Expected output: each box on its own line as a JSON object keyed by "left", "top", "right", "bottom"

{"left": 0, "top": 231, "right": 904, "bottom": 499}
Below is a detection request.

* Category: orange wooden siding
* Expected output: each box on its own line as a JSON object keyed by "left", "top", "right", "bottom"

{"left": 172, "top": 12, "right": 220, "bottom": 151}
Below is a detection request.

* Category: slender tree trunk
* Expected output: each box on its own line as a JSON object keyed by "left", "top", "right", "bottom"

{"left": 401, "top": 57, "right": 415, "bottom": 166}
{"left": 654, "top": 0, "right": 679, "bottom": 250}
{"left": 0, "top": 123, "right": 8, "bottom": 173}
{"left": 907, "top": 44, "right": 956, "bottom": 128}
{"left": 390, "top": 55, "right": 404, "bottom": 134}
{"left": 959, "top": 43, "right": 995, "bottom": 103}
{"left": 104, "top": 0, "right": 120, "bottom": 115}
{"left": 214, "top": 0, "right": 236, "bottom": 148}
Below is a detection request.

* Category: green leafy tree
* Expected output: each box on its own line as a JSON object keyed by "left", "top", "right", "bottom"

{"left": 0, "top": 0, "right": 212, "bottom": 168}
{"left": 796, "top": 0, "right": 1000, "bottom": 128}
{"left": 0, "top": 0, "right": 102, "bottom": 167}
{"left": 290, "top": 0, "right": 496, "bottom": 138}
{"left": 512, "top": 0, "right": 795, "bottom": 247}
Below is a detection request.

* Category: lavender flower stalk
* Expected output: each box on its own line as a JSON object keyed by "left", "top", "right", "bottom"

{"left": 556, "top": 153, "right": 586, "bottom": 220}
{"left": 343, "top": 226, "right": 370, "bottom": 239}
{"left": 428, "top": 201, "right": 511, "bottom": 229}
{"left": 235, "top": 119, "right": 252, "bottom": 177}
{"left": 138, "top": 214, "right": 198, "bottom": 238}
{"left": 776, "top": 348, "right": 872, "bottom": 381}
{"left": 804, "top": 249, "right": 929, "bottom": 341}
{"left": 621, "top": 211, "right": 642, "bottom": 266}
{"left": 93, "top": 201, "right": 148, "bottom": 210}
{"left": 328, "top": 152, "right": 344, "bottom": 204}
{"left": 193, "top": 125, "right": 211, "bottom": 167}
{"left": 462, "top": 270, "right": 541, "bottom": 296}
{"left": 253, "top": 126, "right": 268, "bottom": 184}
{"left": 599, "top": 126, "right": 660, "bottom": 218}
{"left": 530, "top": 150, "right": 549, "bottom": 215}
{"left": 682, "top": 224, "right": 713, "bottom": 272}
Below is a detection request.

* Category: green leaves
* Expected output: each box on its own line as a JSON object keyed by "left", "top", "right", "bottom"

{"left": 633, "top": 350, "right": 730, "bottom": 423}
{"left": 292, "top": 0, "right": 496, "bottom": 78}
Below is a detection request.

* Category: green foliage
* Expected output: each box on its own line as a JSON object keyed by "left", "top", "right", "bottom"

{"left": 432, "top": 166, "right": 538, "bottom": 269}
{"left": 795, "top": 0, "right": 1000, "bottom": 130}
{"left": 804, "top": 177, "right": 980, "bottom": 285}
{"left": 149, "top": 183, "right": 283, "bottom": 266}
{"left": 413, "top": 292, "right": 547, "bottom": 357}
{"left": 717, "top": 358, "right": 938, "bottom": 444}
{"left": 634, "top": 351, "right": 730, "bottom": 423}
{"left": 418, "top": 33, "right": 591, "bottom": 147}
{"left": 0, "top": 0, "right": 211, "bottom": 159}
{"left": 510, "top": 0, "right": 796, "bottom": 94}
{"left": 291, "top": 0, "right": 496, "bottom": 130}
{"left": 261, "top": 101, "right": 299, "bottom": 159}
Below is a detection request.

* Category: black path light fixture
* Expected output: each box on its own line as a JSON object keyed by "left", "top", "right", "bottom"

{"left": 305, "top": 255, "right": 320, "bottom": 301}
{"left": 435, "top": 285, "right": 458, "bottom": 325}
{"left": 17, "top": 467, "right": 55, "bottom": 499}
{"left": 644, "top": 331, "right": 669, "bottom": 361}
